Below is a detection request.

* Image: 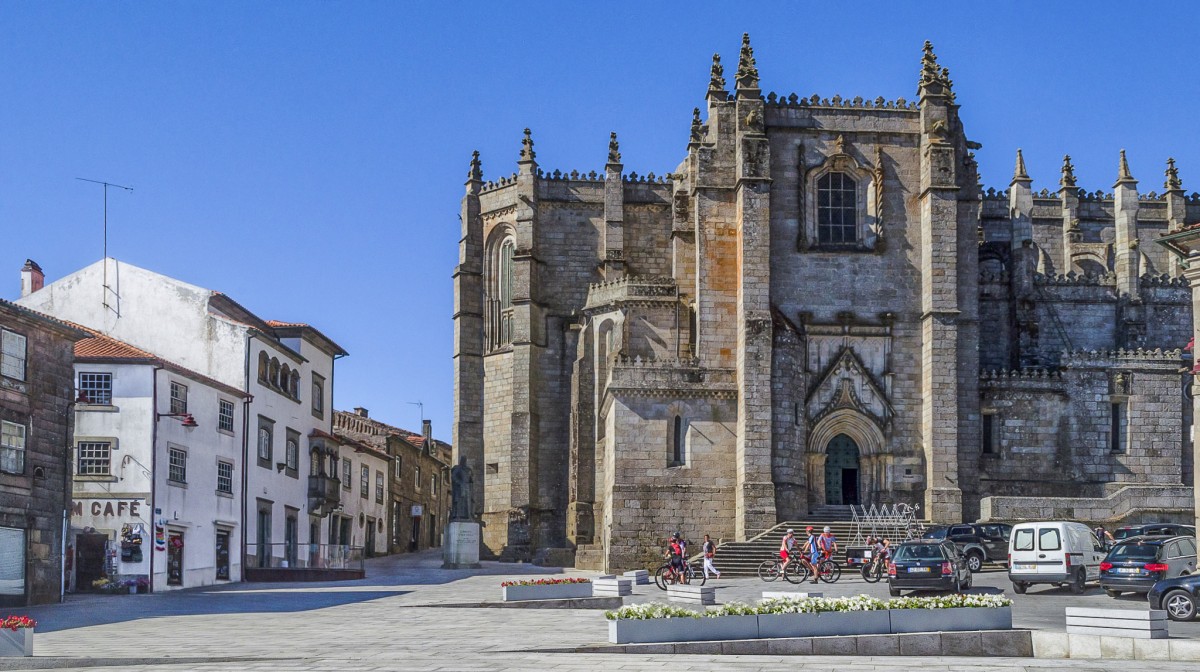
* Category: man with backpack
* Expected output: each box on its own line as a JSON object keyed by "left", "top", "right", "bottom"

{"left": 701, "top": 534, "right": 720, "bottom": 579}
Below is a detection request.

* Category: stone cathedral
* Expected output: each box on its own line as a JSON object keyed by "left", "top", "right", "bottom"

{"left": 452, "top": 37, "right": 1195, "bottom": 571}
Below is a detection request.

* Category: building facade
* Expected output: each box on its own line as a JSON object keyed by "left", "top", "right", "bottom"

{"left": 333, "top": 409, "right": 451, "bottom": 555}
{"left": 322, "top": 429, "right": 390, "bottom": 558}
{"left": 453, "top": 38, "right": 1196, "bottom": 570}
{"left": 68, "top": 328, "right": 247, "bottom": 592}
{"left": 17, "top": 258, "right": 349, "bottom": 573}
{"left": 0, "top": 292, "right": 87, "bottom": 606}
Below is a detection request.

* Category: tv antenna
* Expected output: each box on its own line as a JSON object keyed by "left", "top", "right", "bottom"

{"left": 76, "top": 177, "right": 132, "bottom": 313}
{"left": 406, "top": 401, "right": 425, "bottom": 422}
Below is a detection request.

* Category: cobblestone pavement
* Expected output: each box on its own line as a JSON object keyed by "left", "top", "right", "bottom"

{"left": 7, "top": 553, "right": 1198, "bottom": 671}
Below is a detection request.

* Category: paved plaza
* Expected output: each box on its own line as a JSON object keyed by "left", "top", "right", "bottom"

{"left": 8, "top": 551, "right": 1200, "bottom": 671}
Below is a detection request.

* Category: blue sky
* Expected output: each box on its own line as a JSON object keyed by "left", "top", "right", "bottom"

{"left": 3, "top": 2, "right": 1198, "bottom": 440}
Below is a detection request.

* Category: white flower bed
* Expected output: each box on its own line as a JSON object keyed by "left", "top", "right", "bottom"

{"left": 604, "top": 594, "right": 1014, "bottom": 644}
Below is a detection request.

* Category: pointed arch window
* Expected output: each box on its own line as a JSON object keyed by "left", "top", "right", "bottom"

{"left": 817, "top": 172, "right": 857, "bottom": 244}
{"left": 486, "top": 232, "right": 517, "bottom": 351}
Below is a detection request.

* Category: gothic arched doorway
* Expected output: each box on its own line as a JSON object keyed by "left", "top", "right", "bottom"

{"left": 824, "top": 434, "right": 861, "bottom": 505}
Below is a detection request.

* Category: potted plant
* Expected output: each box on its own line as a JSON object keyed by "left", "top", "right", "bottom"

{"left": 500, "top": 577, "right": 593, "bottom": 601}
{"left": 886, "top": 593, "right": 1013, "bottom": 633}
{"left": 0, "top": 616, "right": 35, "bottom": 657}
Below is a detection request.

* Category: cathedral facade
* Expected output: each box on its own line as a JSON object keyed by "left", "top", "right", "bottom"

{"left": 453, "top": 37, "right": 1194, "bottom": 570}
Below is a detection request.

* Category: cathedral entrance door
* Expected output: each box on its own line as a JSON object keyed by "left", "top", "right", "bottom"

{"left": 824, "top": 434, "right": 861, "bottom": 506}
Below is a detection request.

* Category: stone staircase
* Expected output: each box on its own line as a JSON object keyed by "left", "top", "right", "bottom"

{"left": 702, "top": 507, "right": 925, "bottom": 577}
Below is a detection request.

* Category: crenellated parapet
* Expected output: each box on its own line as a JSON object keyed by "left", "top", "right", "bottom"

{"left": 1059, "top": 347, "right": 1184, "bottom": 367}
{"left": 606, "top": 355, "right": 737, "bottom": 399}
{"left": 480, "top": 172, "right": 519, "bottom": 193}
{"left": 584, "top": 275, "right": 678, "bottom": 312}
{"left": 979, "top": 367, "right": 1067, "bottom": 395}
{"left": 1140, "top": 272, "right": 1190, "bottom": 288}
{"left": 762, "top": 92, "right": 921, "bottom": 110}
{"left": 1033, "top": 272, "right": 1116, "bottom": 286}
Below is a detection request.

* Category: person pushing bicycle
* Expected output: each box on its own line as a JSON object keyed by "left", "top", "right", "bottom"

{"left": 666, "top": 532, "right": 688, "bottom": 583}
{"left": 778, "top": 528, "right": 797, "bottom": 574}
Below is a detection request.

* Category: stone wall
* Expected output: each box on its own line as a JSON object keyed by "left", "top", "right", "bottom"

{"left": 0, "top": 302, "right": 84, "bottom": 606}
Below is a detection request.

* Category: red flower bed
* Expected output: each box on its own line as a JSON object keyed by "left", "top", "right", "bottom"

{"left": 500, "top": 577, "right": 591, "bottom": 587}
{"left": 1, "top": 616, "right": 35, "bottom": 631}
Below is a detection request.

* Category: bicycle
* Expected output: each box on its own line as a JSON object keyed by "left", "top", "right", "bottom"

{"left": 757, "top": 556, "right": 807, "bottom": 583}
{"left": 655, "top": 559, "right": 706, "bottom": 590}
{"left": 860, "top": 553, "right": 887, "bottom": 583}
{"left": 813, "top": 551, "right": 842, "bottom": 583}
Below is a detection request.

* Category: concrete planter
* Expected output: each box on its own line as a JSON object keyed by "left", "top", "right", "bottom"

{"left": 888, "top": 606, "right": 1012, "bottom": 634}
{"left": 757, "top": 610, "right": 891, "bottom": 638}
{"left": 0, "top": 628, "right": 32, "bottom": 657}
{"left": 501, "top": 582, "right": 592, "bottom": 601}
{"left": 608, "top": 615, "right": 758, "bottom": 644}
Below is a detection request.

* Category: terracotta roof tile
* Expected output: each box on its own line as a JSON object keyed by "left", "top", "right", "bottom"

{"left": 75, "top": 330, "right": 157, "bottom": 360}
{"left": 266, "top": 320, "right": 311, "bottom": 328}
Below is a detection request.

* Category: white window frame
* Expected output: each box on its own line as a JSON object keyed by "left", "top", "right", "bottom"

{"left": 375, "top": 471, "right": 384, "bottom": 504}
{"left": 360, "top": 464, "right": 369, "bottom": 499}
{"left": 168, "top": 446, "right": 188, "bottom": 484}
{"left": 285, "top": 433, "right": 299, "bottom": 472}
{"left": 169, "top": 381, "right": 188, "bottom": 415}
{"left": 342, "top": 457, "right": 352, "bottom": 490}
{"left": 78, "top": 372, "right": 113, "bottom": 405}
{"left": 1, "top": 329, "right": 26, "bottom": 381}
{"left": 216, "top": 460, "right": 234, "bottom": 494}
{"left": 218, "top": 400, "right": 235, "bottom": 433}
{"left": 0, "top": 421, "right": 26, "bottom": 475}
{"left": 77, "top": 441, "right": 112, "bottom": 476}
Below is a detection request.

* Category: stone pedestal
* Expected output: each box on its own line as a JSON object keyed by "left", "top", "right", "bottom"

{"left": 442, "top": 521, "right": 481, "bottom": 569}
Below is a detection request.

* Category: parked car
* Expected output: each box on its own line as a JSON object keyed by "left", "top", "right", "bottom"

{"left": 922, "top": 523, "right": 1012, "bottom": 572}
{"left": 887, "top": 540, "right": 972, "bottom": 596}
{"left": 1149, "top": 572, "right": 1200, "bottom": 621}
{"left": 1008, "top": 521, "right": 1105, "bottom": 594}
{"left": 1113, "top": 523, "right": 1196, "bottom": 541}
{"left": 1100, "top": 535, "right": 1196, "bottom": 597}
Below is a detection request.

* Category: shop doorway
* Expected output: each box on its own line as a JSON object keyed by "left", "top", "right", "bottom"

{"left": 824, "top": 434, "right": 861, "bottom": 506}
{"left": 215, "top": 531, "right": 231, "bottom": 581}
{"left": 409, "top": 515, "right": 421, "bottom": 552}
{"left": 75, "top": 532, "right": 108, "bottom": 591}
{"left": 365, "top": 519, "right": 377, "bottom": 557}
{"left": 167, "top": 532, "right": 184, "bottom": 586}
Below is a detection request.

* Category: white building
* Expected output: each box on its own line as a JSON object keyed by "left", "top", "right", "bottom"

{"left": 18, "top": 258, "right": 348, "bottom": 575}
{"left": 328, "top": 433, "right": 391, "bottom": 557}
{"left": 70, "top": 328, "right": 247, "bottom": 591}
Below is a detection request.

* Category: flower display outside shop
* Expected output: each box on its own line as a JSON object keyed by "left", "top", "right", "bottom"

{"left": 499, "top": 578, "right": 591, "bottom": 588}
{"left": 0, "top": 617, "right": 35, "bottom": 631}
{"left": 605, "top": 593, "right": 1012, "bottom": 620}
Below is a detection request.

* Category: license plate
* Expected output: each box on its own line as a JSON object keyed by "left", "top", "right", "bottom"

{"left": 1014, "top": 563, "right": 1037, "bottom": 571}
{"left": 1116, "top": 567, "right": 1140, "bottom": 574}
{"left": 908, "top": 566, "right": 931, "bottom": 573}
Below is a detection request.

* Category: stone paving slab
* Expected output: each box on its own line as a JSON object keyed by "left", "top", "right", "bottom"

{"left": 8, "top": 551, "right": 1200, "bottom": 672}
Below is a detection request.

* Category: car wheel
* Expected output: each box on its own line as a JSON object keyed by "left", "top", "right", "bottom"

{"left": 889, "top": 586, "right": 901, "bottom": 597}
{"left": 966, "top": 551, "right": 984, "bottom": 573}
{"left": 1104, "top": 589, "right": 1122, "bottom": 598}
{"left": 1163, "top": 590, "right": 1198, "bottom": 621}
{"left": 1068, "top": 569, "right": 1086, "bottom": 595}
{"left": 1013, "top": 582, "right": 1027, "bottom": 594}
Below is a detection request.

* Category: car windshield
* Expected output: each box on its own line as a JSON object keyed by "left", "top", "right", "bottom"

{"left": 893, "top": 545, "right": 945, "bottom": 561}
{"left": 1107, "top": 543, "right": 1159, "bottom": 561}
{"left": 922, "top": 528, "right": 948, "bottom": 540}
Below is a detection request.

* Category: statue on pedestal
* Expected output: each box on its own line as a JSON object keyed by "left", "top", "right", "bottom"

{"left": 450, "top": 456, "right": 474, "bottom": 521}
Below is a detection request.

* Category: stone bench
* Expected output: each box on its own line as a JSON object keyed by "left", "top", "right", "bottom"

{"left": 763, "top": 591, "right": 823, "bottom": 600}
{"left": 594, "top": 577, "right": 633, "bottom": 597}
{"left": 623, "top": 570, "right": 650, "bottom": 585}
{"left": 1065, "top": 607, "right": 1168, "bottom": 639}
{"left": 667, "top": 583, "right": 715, "bottom": 605}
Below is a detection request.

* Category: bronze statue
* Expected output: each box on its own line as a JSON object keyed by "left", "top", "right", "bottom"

{"left": 450, "top": 456, "right": 474, "bottom": 521}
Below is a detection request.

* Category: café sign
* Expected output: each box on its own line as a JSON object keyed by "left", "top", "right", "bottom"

{"left": 72, "top": 499, "right": 144, "bottom": 518}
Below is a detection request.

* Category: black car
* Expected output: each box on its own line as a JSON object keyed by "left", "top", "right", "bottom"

{"left": 921, "top": 523, "right": 1011, "bottom": 572}
{"left": 1113, "top": 523, "right": 1196, "bottom": 541}
{"left": 1149, "top": 573, "right": 1200, "bottom": 621}
{"left": 887, "top": 540, "right": 972, "bottom": 596}
{"left": 1100, "top": 535, "right": 1197, "bottom": 596}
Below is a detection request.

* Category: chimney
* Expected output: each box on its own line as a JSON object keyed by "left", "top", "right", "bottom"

{"left": 353, "top": 407, "right": 368, "bottom": 418}
{"left": 422, "top": 419, "right": 432, "bottom": 440}
{"left": 20, "top": 260, "right": 44, "bottom": 298}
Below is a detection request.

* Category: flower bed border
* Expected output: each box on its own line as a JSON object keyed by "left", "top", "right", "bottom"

{"left": 502, "top": 581, "right": 593, "bottom": 602}
{"left": 0, "top": 627, "right": 33, "bottom": 657}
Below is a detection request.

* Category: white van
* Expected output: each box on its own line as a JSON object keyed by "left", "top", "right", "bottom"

{"left": 1008, "top": 521, "right": 1106, "bottom": 594}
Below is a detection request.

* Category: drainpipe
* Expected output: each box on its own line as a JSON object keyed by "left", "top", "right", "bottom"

{"left": 149, "top": 365, "right": 162, "bottom": 592}
{"left": 240, "top": 332, "right": 255, "bottom": 578}
{"left": 329, "top": 352, "right": 346, "bottom": 545}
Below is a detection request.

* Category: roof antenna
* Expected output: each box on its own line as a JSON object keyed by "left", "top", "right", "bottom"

{"left": 406, "top": 401, "right": 425, "bottom": 423}
{"left": 76, "top": 177, "right": 132, "bottom": 314}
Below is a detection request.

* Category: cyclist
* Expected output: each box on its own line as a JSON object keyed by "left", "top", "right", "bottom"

{"left": 778, "top": 528, "right": 796, "bottom": 574}
{"left": 801, "top": 525, "right": 820, "bottom": 583}
{"left": 667, "top": 532, "right": 688, "bottom": 583}
{"left": 817, "top": 526, "right": 839, "bottom": 564}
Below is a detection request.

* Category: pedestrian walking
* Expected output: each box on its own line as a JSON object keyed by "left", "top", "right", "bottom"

{"left": 702, "top": 534, "right": 721, "bottom": 579}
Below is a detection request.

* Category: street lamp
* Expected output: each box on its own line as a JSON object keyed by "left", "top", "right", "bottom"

{"left": 156, "top": 412, "right": 198, "bottom": 429}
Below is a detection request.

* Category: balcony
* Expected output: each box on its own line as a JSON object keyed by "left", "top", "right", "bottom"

{"left": 308, "top": 474, "right": 341, "bottom": 516}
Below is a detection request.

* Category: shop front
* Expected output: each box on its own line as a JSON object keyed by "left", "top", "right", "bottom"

{"left": 69, "top": 496, "right": 151, "bottom": 593}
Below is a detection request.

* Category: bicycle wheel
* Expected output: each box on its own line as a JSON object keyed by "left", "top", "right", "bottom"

{"left": 818, "top": 560, "right": 842, "bottom": 583}
{"left": 654, "top": 566, "right": 669, "bottom": 591}
{"left": 688, "top": 563, "right": 707, "bottom": 586}
{"left": 758, "top": 560, "right": 781, "bottom": 582}
{"left": 861, "top": 561, "right": 881, "bottom": 583}
{"left": 783, "top": 560, "right": 807, "bottom": 584}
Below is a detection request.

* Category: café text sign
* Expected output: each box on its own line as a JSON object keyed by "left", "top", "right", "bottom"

{"left": 72, "top": 499, "right": 145, "bottom": 518}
